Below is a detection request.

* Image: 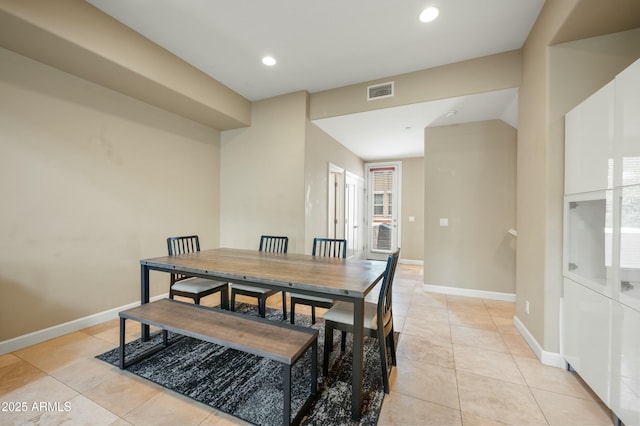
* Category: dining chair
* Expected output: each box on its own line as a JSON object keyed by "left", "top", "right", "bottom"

{"left": 289, "top": 238, "right": 347, "bottom": 324}
{"left": 322, "top": 249, "right": 400, "bottom": 393}
{"left": 230, "top": 235, "right": 288, "bottom": 319}
{"left": 167, "top": 235, "right": 229, "bottom": 309}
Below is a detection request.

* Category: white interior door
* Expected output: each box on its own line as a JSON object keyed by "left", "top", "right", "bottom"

{"left": 366, "top": 162, "right": 401, "bottom": 260}
{"left": 345, "top": 172, "right": 365, "bottom": 258}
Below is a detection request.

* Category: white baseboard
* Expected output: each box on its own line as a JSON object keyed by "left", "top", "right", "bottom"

{"left": 423, "top": 283, "right": 516, "bottom": 302}
{"left": 399, "top": 259, "right": 424, "bottom": 266}
{"left": 514, "top": 315, "right": 566, "bottom": 369}
{"left": 0, "top": 293, "right": 168, "bottom": 355}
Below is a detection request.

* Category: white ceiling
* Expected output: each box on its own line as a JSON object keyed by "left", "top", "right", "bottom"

{"left": 87, "top": 0, "right": 543, "bottom": 159}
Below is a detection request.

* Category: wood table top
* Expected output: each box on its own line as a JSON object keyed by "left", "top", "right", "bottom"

{"left": 141, "top": 248, "right": 386, "bottom": 298}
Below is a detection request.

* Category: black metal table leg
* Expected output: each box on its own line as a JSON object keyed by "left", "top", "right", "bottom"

{"left": 141, "top": 263, "right": 150, "bottom": 341}
{"left": 119, "top": 317, "right": 126, "bottom": 369}
{"left": 351, "top": 298, "right": 364, "bottom": 420}
{"left": 311, "top": 341, "right": 318, "bottom": 396}
{"left": 283, "top": 364, "right": 291, "bottom": 426}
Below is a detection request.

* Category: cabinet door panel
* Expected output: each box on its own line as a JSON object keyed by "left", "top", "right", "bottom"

{"left": 610, "top": 302, "right": 640, "bottom": 426}
{"left": 565, "top": 81, "right": 614, "bottom": 194}
{"left": 615, "top": 59, "right": 640, "bottom": 187}
{"left": 564, "top": 192, "right": 614, "bottom": 297}
{"left": 563, "top": 278, "right": 611, "bottom": 405}
{"left": 619, "top": 184, "right": 640, "bottom": 311}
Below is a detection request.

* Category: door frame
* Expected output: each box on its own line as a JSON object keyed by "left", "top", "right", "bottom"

{"left": 365, "top": 161, "right": 402, "bottom": 260}
{"left": 328, "top": 163, "right": 345, "bottom": 239}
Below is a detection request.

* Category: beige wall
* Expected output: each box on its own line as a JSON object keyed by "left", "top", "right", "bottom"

{"left": 0, "top": 47, "right": 221, "bottom": 341}
{"left": 220, "top": 95, "right": 367, "bottom": 256}
{"left": 304, "top": 122, "right": 364, "bottom": 254}
{"left": 516, "top": 0, "right": 575, "bottom": 352}
{"left": 424, "top": 121, "right": 517, "bottom": 294}
{"left": 220, "top": 92, "right": 308, "bottom": 253}
{"left": 395, "top": 157, "right": 424, "bottom": 262}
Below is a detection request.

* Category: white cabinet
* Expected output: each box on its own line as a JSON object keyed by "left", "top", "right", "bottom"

{"left": 563, "top": 58, "right": 640, "bottom": 425}
{"left": 565, "top": 81, "right": 614, "bottom": 194}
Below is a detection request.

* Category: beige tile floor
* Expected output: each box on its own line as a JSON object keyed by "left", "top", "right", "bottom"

{"left": 0, "top": 265, "right": 614, "bottom": 425}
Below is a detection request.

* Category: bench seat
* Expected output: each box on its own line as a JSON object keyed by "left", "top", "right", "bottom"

{"left": 119, "top": 298, "right": 317, "bottom": 426}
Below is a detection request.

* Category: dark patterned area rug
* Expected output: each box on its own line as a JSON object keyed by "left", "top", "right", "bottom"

{"left": 96, "top": 303, "right": 397, "bottom": 426}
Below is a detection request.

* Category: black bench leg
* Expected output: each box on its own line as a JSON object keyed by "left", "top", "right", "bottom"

{"left": 220, "top": 287, "right": 229, "bottom": 310}
{"left": 323, "top": 325, "right": 332, "bottom": 376}
{"left": 311, "top": 340, "right": 318, "bottom": 396}
{"left": 283, "top": 364, "right": 291, "bottom": 426}
{"left": 259, "top": 297, "right": 267, "bottom": 318}
{"left": 281, "top": 292, "right": 287, "bottom": 320}
{"left": 119, "top": 317, "right": 126, "bottom": 369}
{"left": 230, "top": 290, "right": 237, "bottom": 312}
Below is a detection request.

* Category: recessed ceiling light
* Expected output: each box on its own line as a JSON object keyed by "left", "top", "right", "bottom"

{"left": 262, "top": 56, "right": 277, "bottom": 66}
{"left": 446, "top": 110, "right": 457, "bottom": 118}
{"left": 419, "top": 7, "right": 439, "bottom": 23}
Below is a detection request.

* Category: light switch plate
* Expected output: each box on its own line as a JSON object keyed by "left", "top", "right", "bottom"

{"left": 439, "top": 218, "right": 448, "bottom": 227}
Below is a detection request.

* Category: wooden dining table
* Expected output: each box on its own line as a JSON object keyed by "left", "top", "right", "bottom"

{"left": 139, "top": 247, "right": 387, "bottom": 420}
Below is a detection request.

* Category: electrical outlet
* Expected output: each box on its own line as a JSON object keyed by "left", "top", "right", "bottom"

{"left": 525, "top": 300, "right": 530, "bottom": 315}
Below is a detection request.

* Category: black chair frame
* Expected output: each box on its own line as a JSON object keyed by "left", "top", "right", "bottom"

{"left": 290, "top": 238, "right": 347, "bottom": 324}
{"left": 230, "top": 235, "right": 289, "bottom": 319}
{"left": 322, "top": 249, "right": 400, "bottom": 393}
{"left": 167, "top": 235, "right": 229, "bottom": 308}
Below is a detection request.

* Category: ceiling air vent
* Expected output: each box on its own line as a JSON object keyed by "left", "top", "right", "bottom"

{"left": 367, "top": 81, "right": 394, "bottom": 101}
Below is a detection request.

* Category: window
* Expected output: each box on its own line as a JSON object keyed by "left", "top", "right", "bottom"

{"left": 374, "top": 193, "right": 384, "bottom": 215}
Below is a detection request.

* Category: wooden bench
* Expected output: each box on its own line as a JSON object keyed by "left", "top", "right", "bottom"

{"left": 118, "top": 298, "right": 318, "bottom": 426}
